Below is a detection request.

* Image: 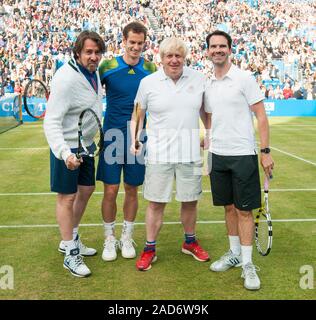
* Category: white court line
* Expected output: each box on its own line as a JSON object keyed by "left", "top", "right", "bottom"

{"left": 271, "top": 146, "right": 316, "bottom": 166}
{"left": 0, "top": 188, "right": 316, "bottom": 196}
{"left": 0, "top": 218, "right": 316, "bottom": 229}
{"left": 272, "top": 124, "right": 316, "bottom": 127}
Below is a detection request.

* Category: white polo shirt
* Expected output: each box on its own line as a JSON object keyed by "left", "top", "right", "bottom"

{"left": 204, "top": 64, "right": 264, "bottom": 156}
{"left": 135, "top": 67, "right": 206, "bottom": 163}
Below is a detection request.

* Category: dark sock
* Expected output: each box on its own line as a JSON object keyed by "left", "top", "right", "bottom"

{"left": 144, "top": 240, "right": 156, "bottom": 252}
{"left": 185, "top": 233, "right": 196, "bottom": 244}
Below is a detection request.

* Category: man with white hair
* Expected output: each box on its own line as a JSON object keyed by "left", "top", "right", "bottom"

{"left": 130, "top": 37, "right": 210, "bottom": 271}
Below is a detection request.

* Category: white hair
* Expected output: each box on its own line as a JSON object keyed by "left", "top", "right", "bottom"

{"left": 159, "top": 37, "right": 188, "bottom": 59}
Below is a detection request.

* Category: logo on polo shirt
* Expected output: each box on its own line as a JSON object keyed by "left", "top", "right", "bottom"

{"left": 187, "top": 85, "right": 195, "bottom": 93}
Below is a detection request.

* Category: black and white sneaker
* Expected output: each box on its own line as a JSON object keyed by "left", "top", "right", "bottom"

{"left": 210, "top": 250, "right": 242, "bottom": 272}
{"left": 59, "top": 235, "right": 97, "bottom": 256}
{"left": 63, "top": 248, "right": 91, "bottom": 278}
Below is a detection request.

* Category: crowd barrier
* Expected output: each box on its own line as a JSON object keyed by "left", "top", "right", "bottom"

{"left": 264, "top": 99, "right": 316, "bottom": 116}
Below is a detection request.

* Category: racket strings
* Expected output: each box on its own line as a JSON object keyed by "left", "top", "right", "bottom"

{"left": 257, "top": 213, "right": 269, "bottom": 252}
{"left": 79, "top": 110, "right": 102, "bottom": 157}
{"left": 25, "top": 81, "right": 48, "bottom": 118}
{"left": 255, "top": 207, "right": 272, "bottom": 256}
{"left": 255, "top": 177, "right": 273, "bottom": 256}
{"left": 31, "top": 82, "right": 47, "bottom": 98}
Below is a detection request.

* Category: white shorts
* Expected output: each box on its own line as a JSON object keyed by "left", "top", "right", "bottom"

{"left": 143, "top": 161, "right": 203, "bottom": 203}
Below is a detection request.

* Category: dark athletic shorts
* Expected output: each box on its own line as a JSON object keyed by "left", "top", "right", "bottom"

{"left": 50, "top": 149, "right": 95, "bottom": 194}
{"left": 209, "top": 153, "right": 261, "bottom": 211}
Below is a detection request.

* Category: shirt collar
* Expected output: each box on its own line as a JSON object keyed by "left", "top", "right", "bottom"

{"left": 77, "top": 62, "right": 96, "bottom": 77}
{"left": 210, "top": 64, "right": 238, "bottom": 82}
{"left": 119, "top": 55, "right": 143, "bottom": 68}
{"left": 68, "top": 58, "right": 97, "bottom": 77}
{"left": 225, "top": 64, "right": 238, "bottom": 80}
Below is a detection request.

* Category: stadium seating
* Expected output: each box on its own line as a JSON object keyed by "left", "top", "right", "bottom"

{"left": 0, "top": 0, "right": 315, "bottom": 100}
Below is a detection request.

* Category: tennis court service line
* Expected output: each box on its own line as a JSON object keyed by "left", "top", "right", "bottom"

{"left": 271, "top": 146, "right": 316, "bottom": 166}
{"left": 0, "top": 189, "right": 316, "bottom": 196}
{"left": 0, "top": 218, "right": 316, "bottom": 229}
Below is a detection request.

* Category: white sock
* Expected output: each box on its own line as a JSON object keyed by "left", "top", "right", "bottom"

{"left": 73, "top": 227, "right": 79, "bottom": 240}
{"left": 229, "top": 235, "right": 241, "bottom": 255}
{"left": 103, "top": 221, "right": 115, "bottom": 238}
{"left": 241, "top": 245, "right": 253, "bottom": 266}
{"left": 64, "top": 240, "right": 77, "bottom": 256}
{"left": 121, "top": 220, "right": 134, "bottom": 238}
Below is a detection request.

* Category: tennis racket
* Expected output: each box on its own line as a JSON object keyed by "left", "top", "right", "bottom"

{"left": 23, "top": 79, "right": 49, "bottom": 119}
{"left": 255, "top": 176, "right": 273, "bottom": 256}
{"left": 134, "top": 102, "right": 142, "bottom": 150}
{"left": 76, "top": 108, "right": 104, "bottom": 159}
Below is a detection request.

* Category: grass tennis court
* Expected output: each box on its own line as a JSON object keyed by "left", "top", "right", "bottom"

{"left": 0, "top": 117, "right": 315, "bottom": 300}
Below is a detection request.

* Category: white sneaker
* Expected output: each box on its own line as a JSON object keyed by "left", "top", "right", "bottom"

{"left": 58, "top": 235, "right": 97, "bottom": 256}
{"left": 120, "top": 235, "right": 136, "bottom": 259}
{"left": 63, "top": 249, "right": 91, "bottom": 278}
{"left": 102, "top": 235, "right": 118, "bottom": 261}
{"left": 210, "top": 250, "right": 242, "bottom": 272}
{"left": 241, "top": 262, "right": 261, "bottom": 290}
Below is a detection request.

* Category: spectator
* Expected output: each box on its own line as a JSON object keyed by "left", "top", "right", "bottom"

{"left": 0, "top": 0, "right": 315, "bottom": 100}
{"left": 283, "top": 83, "right": 294, "bottom": 99}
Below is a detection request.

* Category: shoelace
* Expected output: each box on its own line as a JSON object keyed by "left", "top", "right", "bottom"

{"left": 120, "top": 238, "right": 137, "bottom": 249}
{"left": 141, "top": 250, "right": 155, "bottom": 261}
{"left": 76, "top": 238, "right": 86, "bottom": 250}
{"left": 66, "top": 255, "right": 85, "bottom": 269}
{"left": 221, "top": 251, "right": 239, "bottom": 262}
{"left": 192, "top": 243, "right": 202, "bottom": 252}
{"left": 73, "top": 234, "right": 86, "bottom": 250}
{"left": 243, "top": 264, "right": 260, "bottom": 279}
{"left": 104, "top": 238, "right": 118, "bottom": 250}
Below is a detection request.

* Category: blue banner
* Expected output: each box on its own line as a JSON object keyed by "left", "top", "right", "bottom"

{"left": 1, "top": 97, "right": 316, "bottom": 121}
{"left": 264, "top": 99, "right": 316, "bottom": 116}
{"left": 0, "top": 96, "right": 107, "bottom": 122}
{"left": 0, "top": 95, "right": 38, "bottom": 122}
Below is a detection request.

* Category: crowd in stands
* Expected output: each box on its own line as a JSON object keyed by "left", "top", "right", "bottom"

{"left": 0, "top": 0, "right": 315, "bottom": 99}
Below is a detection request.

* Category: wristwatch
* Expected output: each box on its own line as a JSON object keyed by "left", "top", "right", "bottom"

{"left": 260, "top": 147, "right": 271, "bottom": 154}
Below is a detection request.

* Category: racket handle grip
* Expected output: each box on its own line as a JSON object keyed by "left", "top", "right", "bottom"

{"left": 264, "top": 176, "right": 269, "bottom": 192}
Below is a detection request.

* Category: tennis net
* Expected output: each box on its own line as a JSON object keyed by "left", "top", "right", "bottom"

{"left": 0, "top": 94, "right": 23, "bottom": 134}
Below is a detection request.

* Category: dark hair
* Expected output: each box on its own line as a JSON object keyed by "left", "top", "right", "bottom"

{"left": 122, "top": 21, "right": 147, "bottom": 40}
{"left": 73, "top": 30, "right": 106, "bottom": 59}
{"left": 206, "top": 30, "right": 232, "bottom": 49}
